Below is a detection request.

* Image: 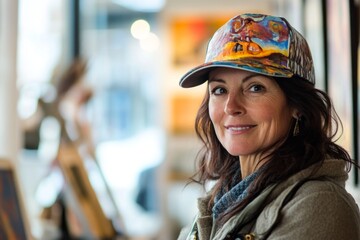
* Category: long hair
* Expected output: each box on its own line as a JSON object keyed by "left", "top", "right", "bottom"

{"left": 193, "top": 75, "right": 353, "bottom": 224}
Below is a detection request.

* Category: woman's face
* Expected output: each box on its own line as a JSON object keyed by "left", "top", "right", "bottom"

{"left": 208, "top": 68, "right": 295, "bottom": 157}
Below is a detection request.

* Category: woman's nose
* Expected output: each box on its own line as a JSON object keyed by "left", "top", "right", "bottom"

{"left": 224, "top": 94, "right": 245, "bottom": 116}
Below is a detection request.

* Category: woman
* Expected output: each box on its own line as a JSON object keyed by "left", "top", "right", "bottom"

{"left": 177, "top": 13, "right": 360, "bottom": 239}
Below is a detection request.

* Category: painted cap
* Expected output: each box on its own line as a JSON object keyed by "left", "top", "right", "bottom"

{"left": 179, "top": 13, "right": 315, "bottom": 88}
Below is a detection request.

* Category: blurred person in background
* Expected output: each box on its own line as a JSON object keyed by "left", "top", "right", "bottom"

{"left": 177, "top": 13, "right": 360, "bottom": 240}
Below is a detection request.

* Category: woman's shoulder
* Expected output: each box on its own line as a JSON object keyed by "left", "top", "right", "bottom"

{"left": 258, "top": 177, "right": 360, "bottom": 239}
{"left": 289, "top": 178, "right": 359, "bottom": 213}
{"left": 288, "top": 159, "right": 358, "bottom": 213}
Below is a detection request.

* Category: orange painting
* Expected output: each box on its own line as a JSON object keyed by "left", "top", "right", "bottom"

{"left": 171, "top": 17, "right": 230, "bottom": 66}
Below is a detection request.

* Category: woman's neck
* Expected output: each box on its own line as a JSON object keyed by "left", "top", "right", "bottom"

{"left": 239, "top": 154, "right": 267, "bottom": 178}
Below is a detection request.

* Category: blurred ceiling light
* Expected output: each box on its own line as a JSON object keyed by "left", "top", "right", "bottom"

{"left": 131, "top": 19, "right": 150, "bottom": 39}
{"left": 140, "top": 32, "right": 160, "bottom": 52}
{"left": 112, "top": 0, "right": 165, "bottom": 12}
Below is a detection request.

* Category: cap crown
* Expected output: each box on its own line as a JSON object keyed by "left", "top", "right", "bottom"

{"left": 179, "top": 14, "right": 315, "bottom": 87}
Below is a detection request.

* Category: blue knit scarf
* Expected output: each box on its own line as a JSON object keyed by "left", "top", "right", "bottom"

{"left": 212, "top": 168, "right": 260, "bottom": 219}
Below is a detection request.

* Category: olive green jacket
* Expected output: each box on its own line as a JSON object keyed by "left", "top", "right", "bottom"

{"left": 178, "top": 159, "right": 360, "bottom": 240}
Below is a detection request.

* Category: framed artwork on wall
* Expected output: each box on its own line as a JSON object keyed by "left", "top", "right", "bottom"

{"left": 170, "top": 94, "right": 203, "bottom": 134}
{"left": 0, "top": 160, "right": 32, "bottom": 240}
{"left": 171, "top": 16, "right": 230, "bottom": 67}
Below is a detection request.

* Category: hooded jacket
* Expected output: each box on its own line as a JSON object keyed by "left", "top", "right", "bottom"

{"left": 178, "top": 159, "right": 360, "bottom": 240}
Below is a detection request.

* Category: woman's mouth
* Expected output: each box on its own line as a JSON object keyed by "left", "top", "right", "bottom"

{"left": 225, "top": 125, "right": 256, "bottom": 133}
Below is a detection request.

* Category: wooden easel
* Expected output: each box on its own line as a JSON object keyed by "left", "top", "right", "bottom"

{"left": 37, "top": 58, "right": 127, "bottom": 239}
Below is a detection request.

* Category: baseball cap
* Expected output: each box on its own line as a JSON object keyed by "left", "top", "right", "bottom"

{"left": 179, "top": 13, "right": 315, "bottom": 88}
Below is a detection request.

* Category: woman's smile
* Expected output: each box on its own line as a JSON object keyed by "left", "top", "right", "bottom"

{"left": 225, "top": 124, "right": 256, "bottom": 134}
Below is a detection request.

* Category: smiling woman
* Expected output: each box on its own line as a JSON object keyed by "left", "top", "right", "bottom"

{"left": 177, "top": 13, "right": 360, "bottom": 240}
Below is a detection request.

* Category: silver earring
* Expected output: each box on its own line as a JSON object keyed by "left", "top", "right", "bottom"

{"left": 293, "top": 118, "right": 300, "bottom": 136}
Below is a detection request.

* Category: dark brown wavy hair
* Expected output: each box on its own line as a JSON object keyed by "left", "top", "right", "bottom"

{"left": 193, "top": 75, "right": 354, "bottom": 224}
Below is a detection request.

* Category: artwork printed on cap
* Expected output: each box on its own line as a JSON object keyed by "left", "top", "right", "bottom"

{"left": 180, "top": 13, "right": 315, "bottom": 87}
{"left": 205, "top": 14, "right": 292, "bottom": 72}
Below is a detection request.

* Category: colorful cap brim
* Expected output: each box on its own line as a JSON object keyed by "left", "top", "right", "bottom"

{"left": 180, "top": 60, "right": 294, "bottom": 88}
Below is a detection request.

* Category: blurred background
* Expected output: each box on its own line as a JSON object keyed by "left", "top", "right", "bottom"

{"left": 0, "top": 0, "right": 359, "bottom": 239}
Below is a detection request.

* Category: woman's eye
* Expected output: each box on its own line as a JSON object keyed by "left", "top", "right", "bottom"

{"left": 249, "top": 84, "right": 265, "bottom": 92}
{"left": 211, "top": 87, "right": 226, "bottom": 95}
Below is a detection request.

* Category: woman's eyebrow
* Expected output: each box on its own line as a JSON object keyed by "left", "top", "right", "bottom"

{"left": 208, "top": 78, "right": 225, "bottom": 84}
{"left": 242, "top": 73, "right": 264, "bottom": 83}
